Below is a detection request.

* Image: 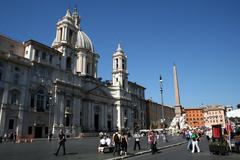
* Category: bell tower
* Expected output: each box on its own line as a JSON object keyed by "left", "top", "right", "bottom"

{"left": 112, "top": 44, "right": 128, "bottom": 90}
{"left": 52, "top": 8, "right": 79, "bottom": 48}
{"left": 51, "top": 8, "right": 98, "bottom": 77}
{"left": 52, "top": 8, "right": 80, "bottom": 72}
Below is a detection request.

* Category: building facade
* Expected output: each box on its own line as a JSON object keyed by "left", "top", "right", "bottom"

{"left": 146, "top": 99, "right": 175, "bottom": 129}
{"left": 184, "top": 108, "right": 204, "bottom": 128}
{"left": 0, "top": 8, "right": 146, "bottom": 138}
{"left": 203, "top": 105, "right": 226, "bottom": 128}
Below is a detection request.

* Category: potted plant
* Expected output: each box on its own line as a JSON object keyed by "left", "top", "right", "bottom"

{"left": 209, "top": 140, "right": 230, "bottom": 155}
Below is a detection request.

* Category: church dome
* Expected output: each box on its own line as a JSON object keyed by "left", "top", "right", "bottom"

{"left": 75, "top": 30, "right": 94, "bottom": 52}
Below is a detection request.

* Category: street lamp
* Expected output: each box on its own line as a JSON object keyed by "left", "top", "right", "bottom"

{"left": 48, "top": 94, "right": 53, "bottom": 133}
{"left": 159, "top": 75, "right": 165, "bottom": 126}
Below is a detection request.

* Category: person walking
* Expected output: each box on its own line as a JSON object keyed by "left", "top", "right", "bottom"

{"left": 112, "top": 131, "right": 121, "bottom": 156}
{"left": 48, "top": 130, "right": 53, "bottom": 142}
{"left": 54, "top": 129, "right": 66, "bottom": 156}
{"left": 121, "top": 133, "right": 128, "bottom": 156}
{"left": 191, "top": 129, "right": 200, "bottom": 153}
{"left": 133, "top": 132, "right": 141, "bottom": 150}
{"left": 148, "top": 130, "right": 157, "bottom": 154}
{"left": 162, "top": 129, "right": 168, "bottom": 142}
{"left": 186, "top": 130, "right": 192, "bottom": 151}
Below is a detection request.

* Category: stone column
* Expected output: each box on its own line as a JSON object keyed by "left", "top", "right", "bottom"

{"left": 61, "top": 27, "right": 64, "bottom": 41}
{"left": 72, "top": 97, "right": 81, "bottom": 137}
{"left": 16, "top": 85, "right": 29, "bottom": 136}
{"left": 0, "top": 82, "right": 9, "bottom": 136}
{"left": 116, "top": 104, "right": 121, "bottom": 131}
{"left": 89, "top": 62, "right": 92, "bottom": 76}
{"left": 62, "top": 26, "right": 67, "bottom": 41}
{"left": 59, "top": 94, "right": 65, "bottom": 127}
{"left": 95, "top": 60, "right": 98, "bottom": 78}
{"left": 76, "top": 54, "right": 82, "bottom": 74}
{"left": 87, "top": 101, "right": 93, "bottom": 131}
{"left": 82, "top": 54, "right": 86, "bottom": 75}
{"left": 103, "top": 104, "right": 107, "bottom": 130}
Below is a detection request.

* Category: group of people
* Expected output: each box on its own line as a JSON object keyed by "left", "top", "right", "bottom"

{"left": 98, "top": 131, "right": 142, "bottom": 156}
{"left": 185, "top": 129, "right": 202, "bottom": 153}
{"left": 98, "top": 129, "right": 169, "bottom": 156}
{"left": 0, "top": 132, "right": 17, "bottom": 143}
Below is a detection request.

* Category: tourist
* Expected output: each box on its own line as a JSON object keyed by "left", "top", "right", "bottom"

{"left": 112, "top": 131, "right": 121, "bottom": 156}
{"left": 191, "top": 129, "right": 200, "bottom": 153}
{"left": 54, "top": 129, "right": 66, "bottom": 156}
{"left": 148, "top": 130, "right": 157, "bottom": 154}
{"left": 133, "top": 132, "right": 141, "bottom": 150}
{"left": 186, "top": 129, "right": 192, "bottom": 151}
{"left": 99, "top": 136, "right": 107, "bottom": 147}
{"left": 121, "top": 133, "right": 128, "bottom": 156}
{"left": 106, "top": 136, "right": 112, "bottom": 147}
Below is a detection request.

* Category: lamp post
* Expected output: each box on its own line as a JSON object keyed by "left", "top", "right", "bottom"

{"left": 48, "top": 94, "right": 53, "bottom": 132}
{"left": 159, "top": 75, "right": 165, "bottom": 127}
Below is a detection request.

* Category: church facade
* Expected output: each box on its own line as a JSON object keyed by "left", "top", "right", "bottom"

{"left": 0, "top": 8, "right": 146, "bottom": 138}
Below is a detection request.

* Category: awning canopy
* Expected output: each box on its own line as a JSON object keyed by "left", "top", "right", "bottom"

{"left": 227, "top": 109, "right": 240, "bottom": 118}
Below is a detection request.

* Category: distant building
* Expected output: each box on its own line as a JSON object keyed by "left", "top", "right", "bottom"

{"left": 203, "top": 105, "right": 226, "bottom": 128}
{"left": 145, "top": 99, "right": 175, "bottom": 129}
{"left": 184, "top": 108, "right": 204, "bottom": 128}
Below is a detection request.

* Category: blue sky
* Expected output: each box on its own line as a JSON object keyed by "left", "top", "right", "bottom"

{"left": 1, "top": 0, "right": 240, "bottom": 108}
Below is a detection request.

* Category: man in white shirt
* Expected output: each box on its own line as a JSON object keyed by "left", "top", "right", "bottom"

{"left": 100, "top": 137, "right": 107, "bottom": 147}
{"left": 133, "top": 132, "right": 141, "bottom": 150}
{"left": 106, "top": 136, "right": 111, "bottom": 146}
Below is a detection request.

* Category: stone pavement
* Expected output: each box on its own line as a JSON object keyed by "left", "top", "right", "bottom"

{"left": 0, "top": 135, "right": 187, "bottom": 160}
{"left": 106, "top": 136, "right": 187, "bottom": 160}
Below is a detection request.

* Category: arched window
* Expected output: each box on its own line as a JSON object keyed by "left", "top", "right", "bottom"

{"left": 66, "top": 57, "right": 71, "bottom": 70}
{"left": 87, "top": 63, "right": 90, "bottom": 74}
{"left": 10, "top": 90, "right": 20, "bottom": 105}
{"left": 115, "top": 58, "right": 118, "bottom": 69}
{"left": 69, "top": 29, "right": 73, "bottom": 44}
{"left": 36, "top": 90, "right": 45, "bottom": 112}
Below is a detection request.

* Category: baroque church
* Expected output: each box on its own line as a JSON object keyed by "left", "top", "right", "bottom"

{"left": 0, "top": 8, "right": 146, "bottom": 138}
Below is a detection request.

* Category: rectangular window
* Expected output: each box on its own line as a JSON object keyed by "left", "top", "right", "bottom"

{"left": 49, "top": 55, "right": 53, "bottom": 64}
{"left": 35, "top": 49, "right": 39, "bottom": 58}
{"left": 28, "top": 126, "right": 32, "bottom": 134}
{"left": 45, "top": 127, "right": 48, "bottom": 135}
{"left": 36, "top": 95, "right": 44, "bottom": 112}
{"left": 30, "top": 94, "right": 35, "bottom": 108}
{"left": 8, "top": 119, "right": 14, "bottom": 129}
{"left": 42, "top": 52, "right": 46, "bottom": 60}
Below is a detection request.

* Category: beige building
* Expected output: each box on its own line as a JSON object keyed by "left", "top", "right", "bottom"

{"left": 0, "top": 8, "right": 146, "bottom": 138}
{"left": 203, "top": 105, "right": 226, "bottom": 128}
{"left": 146, "top": 99, "right": 175, "bottom": 128}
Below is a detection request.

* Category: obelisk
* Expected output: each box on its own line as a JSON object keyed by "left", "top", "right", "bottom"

{"left": 173, "top": 64, "right": 182, "bottom": 117}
